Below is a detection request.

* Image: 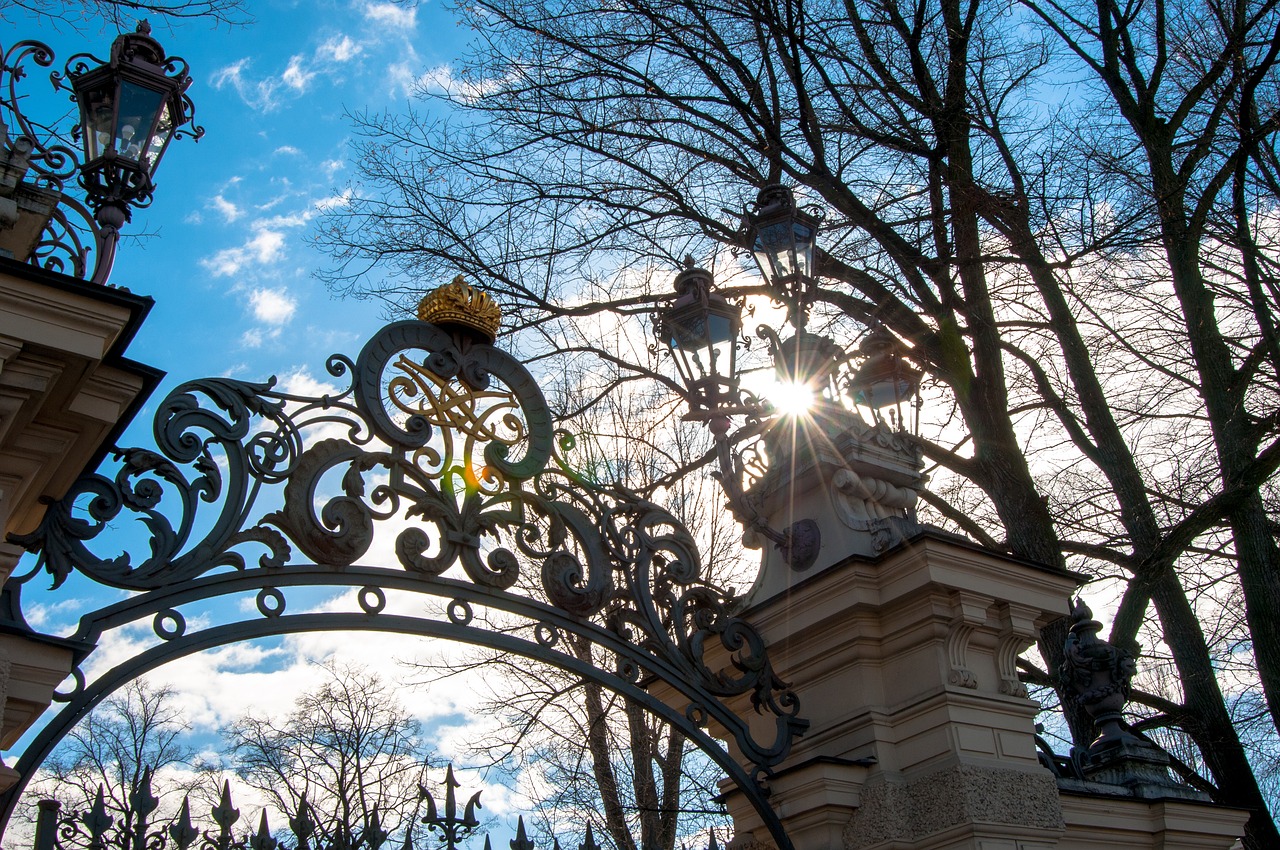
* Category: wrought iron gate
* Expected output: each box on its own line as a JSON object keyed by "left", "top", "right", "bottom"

{"left": 2, "top": 294, "right": 806, "bottom": 849}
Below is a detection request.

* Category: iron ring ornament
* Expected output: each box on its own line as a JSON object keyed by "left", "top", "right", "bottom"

{"left": 3, "top": 303, "right": 807, "bottom": 849}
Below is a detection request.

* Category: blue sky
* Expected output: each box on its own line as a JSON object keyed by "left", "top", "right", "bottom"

{"left": 5, "top": 0, "right": 557, "bottom": 836}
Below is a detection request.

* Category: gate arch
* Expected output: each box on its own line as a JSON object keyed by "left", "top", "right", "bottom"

{"left": 2, "top": 291, "right": 806, "bottom": 849}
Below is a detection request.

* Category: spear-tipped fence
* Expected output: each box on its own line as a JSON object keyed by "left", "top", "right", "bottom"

{"left": 31, "top": 767, "right": 727, "bottom": 850}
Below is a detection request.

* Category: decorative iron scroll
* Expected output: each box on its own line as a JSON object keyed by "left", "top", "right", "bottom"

{"left": 0, "top": 38, "right": 108, "bottom": 280}
{"left": 5, "top": 318, "right": 806, "bottom": 848}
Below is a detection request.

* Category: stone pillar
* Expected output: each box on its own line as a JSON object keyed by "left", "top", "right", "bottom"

{"left": 705, "top": 407, "right": 1247, "bottom": 850}
{"left": 718, "top": 533, "right": 1076, "bottom": 850}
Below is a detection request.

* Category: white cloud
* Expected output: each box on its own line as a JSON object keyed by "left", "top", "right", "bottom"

{"left": 260, "top": 211, "right": 313, "bottom": 229}
{"left": 211, "top": 57, "right": 251, "bottom": 88}
{"left": 278, "top": 367, "right": 344, "bottom": 398}
{"left": 319, "top": 34, "right": 363, "bottom": 63}
{"left": 202, "top": 228, "right": 288, "bottom": 277}
{"left": 248, "top": 287, "right": 297, "bottom": 325}
{"left": 322, "top": 159, "right": 345, "bottom": 178}
{"left": 394, "top": 63, "right": 503, "bottom": 102}
{"left": 274, "top": 145, "right": 302, "bottom": 156}
{"left": 387, "top": 61, "right": 418, "bottom": 97}
{"left": 200, "top": 203, "right": 325, "bottom": 277}
{"left": 210, "top": 56, "right": 312, "bottom": 110}
{"left": 281, "top": 54, "right": 315, "bottom": 92}
{"left": 363, "top": 1, "right": 417, "bottom": 29}
{"left": 315, "top": 188, "right": 353, "bottom": 211}
{"left": 210, "top": 193, "right": 243, "bottom": 223}
{"left": 210, "top": 58, "right": 284, "bottom": 111}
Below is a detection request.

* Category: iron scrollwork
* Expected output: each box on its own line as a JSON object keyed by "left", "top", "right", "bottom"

{"left": 1, "top": 38, "right": 105, "bottom": 279}
{"left": 7, "top": 316, "right": 806, "bottom": 846}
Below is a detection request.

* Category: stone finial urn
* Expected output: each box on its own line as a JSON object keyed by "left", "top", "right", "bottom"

{"left": 1059, "top": 598, "right": 1141, "bottom": 750}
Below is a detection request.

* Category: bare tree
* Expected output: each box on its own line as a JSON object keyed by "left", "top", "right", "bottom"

{"left": 318, "top": 0, "right": 1280, "bottom": 845}
{"left": 222, "top": 663, "right": 436, "bottom": 850}
{"left": 25, "top": 680, "right": 197, "bottom": 831}
{"left": 2, "top": 0, "right": 250, "bottom": 28}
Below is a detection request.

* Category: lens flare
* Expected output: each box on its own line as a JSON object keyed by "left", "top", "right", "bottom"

{"left": 768, "top": 381, "right": 814, "bottom": 417}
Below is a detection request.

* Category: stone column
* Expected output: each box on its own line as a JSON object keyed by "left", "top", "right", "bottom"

{"left": 717, "top": 533, "right": 1076, "bottom": 850}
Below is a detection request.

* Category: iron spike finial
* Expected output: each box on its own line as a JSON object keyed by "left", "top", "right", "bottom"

{"left": 510, "top": 816, "right": 535, "bottom": 850}
{"left": 364, "top": 806, "right": 388, "bottom": 850}
{"left": 83, "top": 786, "right": 112, "bottom": 840}
{"left": 131, "top": 766, "right": 159, "bottom": 818}
{"left": 290, "top": 794, "right": 316, "bottom": 845}
{"left": 421, "top": 765, "right": 483, "bottom": 850}
{"left": 169, "top": 797, "right": 198, "bottom": 850}
{"left": 211, "top": 779, "right": 240, "bottom": 833}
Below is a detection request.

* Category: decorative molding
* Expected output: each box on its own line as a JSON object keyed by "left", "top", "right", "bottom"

{"left": 946, "top": 592, "right": 991, "bottom": 690}
{"left": 996, "top": 602, "right": 1036, "bottom": 698}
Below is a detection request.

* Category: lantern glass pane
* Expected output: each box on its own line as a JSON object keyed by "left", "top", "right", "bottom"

{"left": 753, "top": 220, "right": 796, "bottom": 279}
{"left": 668, "top": 309, "right": 734, "bottom": 351}
{"left": 114, "top": 81, "right": 166, "bottom": 164}
{"left": 142, "top": 102, "right": 175, "bottom": 176}
{"left": 792, "top": 220, "right": 816, "bottom": 278}
{"left": 81, "top": 84, "right": 117, "bottom": 162}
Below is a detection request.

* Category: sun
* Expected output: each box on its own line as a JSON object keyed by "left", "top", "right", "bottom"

{"left": 767, "top": 380, "right": 815, "bottom": 417}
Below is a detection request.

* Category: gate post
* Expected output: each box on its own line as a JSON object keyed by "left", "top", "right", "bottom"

{"left": 697, "top": 404, "right": 1246, "bottom": 850}
{"left": 32, "top": 798, "right": 59, "bottom": 850}
{"left": 718, "top": 533, "right": 1075, "bottom": 850}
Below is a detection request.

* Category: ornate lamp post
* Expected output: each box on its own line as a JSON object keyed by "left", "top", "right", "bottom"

{"left": 653, "top": 262, "right": 831, "bottom": 571}
{"left": 654, "top": 186, "right": 926, "bottom": 572}
{"left": 0, "top": 22, "right": 200, "bottom": 283}
{"left": 64, "top": 21, "right": 200, "bottom": 283}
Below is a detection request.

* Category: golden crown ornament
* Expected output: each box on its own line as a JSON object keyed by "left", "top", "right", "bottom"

{"left": 417, "top": 276, "right": 503, "bottom": 344}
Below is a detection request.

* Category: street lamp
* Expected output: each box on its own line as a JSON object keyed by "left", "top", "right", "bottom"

{"left": 63, "top": 21, "right": 201, "bottom": 283}
{"left": 742, "top": 184, "right": 821, "bottom": 327}
{"left": 0, "top": 22, "right": 200, "bottom": 284}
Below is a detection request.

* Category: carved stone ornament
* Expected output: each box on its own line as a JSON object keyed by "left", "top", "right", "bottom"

{"left": 1059, "top": 598, "right": 1141, "bottom": 750}
{"left": 1057, "top": 600, "right": 1209, "bottom": 799}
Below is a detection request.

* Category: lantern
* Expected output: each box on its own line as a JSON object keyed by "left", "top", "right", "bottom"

{"left": 743, "top": 184, "right": 819, "bottom": 306}
{"left": 67, "top": 21, "right": 197, "bottom": 222}
{"left": 656, "top": 264, "right": 743, "bottom": 422}
{"left": 848, "top": 324, "right": 922, "bottom": 430}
